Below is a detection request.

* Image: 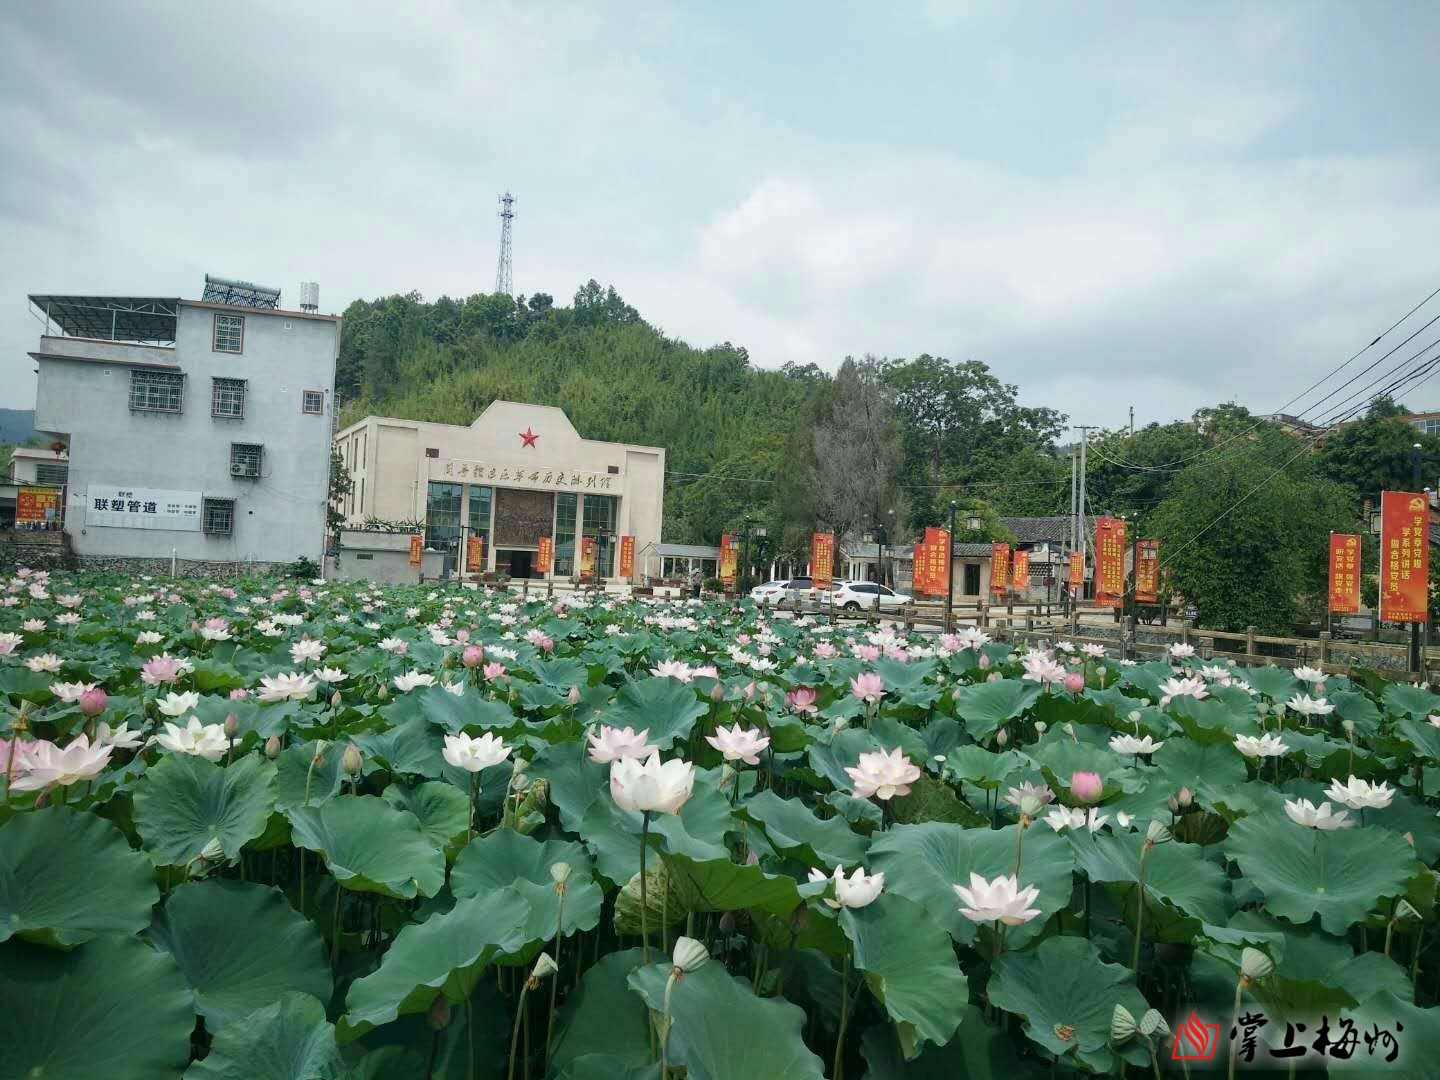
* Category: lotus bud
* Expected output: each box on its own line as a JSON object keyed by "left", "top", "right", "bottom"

{"left": 79, "top": 687, "right": 107, "bottom": 717}
{"left": 671, "top": 936, "right": 709, "bottom": 974}
{"left": 1177, "top": 786, "right": 1193, "bottom": 809}
{"left": 996, "top": 728, "right": 1008, "bottom": 747}
{"left": 1168, "top": 795, "right": 1180, "bottom": 813}
{"left": 1127, "top": 710, "right": 1141, "bottom": 725}
{"left": 1342, "top": 719, "right": 1354, "bottom": 737}
{"left": 986, "top": 671, "right": 1002, "bottom": 683}
{"left": 376, "top": 685, "right": 388, "bottom": 700}
{"left": 951, "top": 687, "right": 964, "bottom": 701}
{"left": 1018, "top": 794, "right": 1043, "bottom": 821}
{"left": 342, "top": 743, "right": 363, "bottom": 776}
{"left": 427, "top": 994, "right": 451, "bottom": 1030}
{"left": 550, "top": 861, "right": 572, "bottom": 888}
{"left": 710, "top": 681, "right": 724, "bottom": 703}
{"left": 978, "top": 652, "right": 991, "bottom": 670}
{"left": 1034, "top": 721, "right": 1046, "bottom": 736}
{"left": 530, "top": 953, "right": 558, "bottom": 982}
{"left": 1063, "top": 672, "right": 1085, "bottom": 694}
{"left": 1404, "top": 831, "right": 1415, "bottom": 847}
{"left": 1140, "top": 1009, "right": 1169, "bottom": 1038}
{"left": 1111, "top": 1003, "right": 1137, "bottom": 1042}
{"left": 462, "top": 645, "right": 483, "bottom": 668}
{"left": 223, "top": 712, "right": 238, "bottom": 739}
{"left": 567, "top": 685, "right": 581, "bottom": 705}
{"left": 1070, "top": 770, "right": 1103, "bottom": 804}
{"left": 1240, "top": 947, "right": 1274, "bottom": 982}
{"left": 264, "top": 735, "right": 281, "bottom": 759}
{"left": 1145, "top": 820, "right": 1171, "bottom": 845}
{"left": 331, "top": 690, "right": 343, "bottom": 709}
{"left": 312, "top": 740, "right": 328, "bottom": 766}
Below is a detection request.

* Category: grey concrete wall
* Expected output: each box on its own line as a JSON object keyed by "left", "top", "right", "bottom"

{"left": 41, "top": 303, "right": 337, "bottom": 565}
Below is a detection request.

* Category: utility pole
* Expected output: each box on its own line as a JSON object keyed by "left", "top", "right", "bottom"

{"left": 1069, "top": 447, "right": 1078, "bottom": 614}
{"left": 1128, "top": 406, "right": 1135, "bottom": 438}
{"left": 1075, "top": 426, "right": 1098, "bottom": 620}
{"left": 946, "top": 500, "right": 957, "bottom": 632}
{"left": 1412, "top": 443, "right": 1423, "bottom": 677}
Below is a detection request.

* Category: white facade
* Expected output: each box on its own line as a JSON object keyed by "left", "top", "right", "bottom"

{"left": 30, "top": 298, "right": 339, "bottom": 564}
{"left": 335, "top": 401, "right": 665, "bottom": 582}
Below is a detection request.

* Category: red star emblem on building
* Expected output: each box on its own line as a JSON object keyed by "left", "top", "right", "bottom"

{"left": 519, "top": 426, "right": 539, "bottom": 448}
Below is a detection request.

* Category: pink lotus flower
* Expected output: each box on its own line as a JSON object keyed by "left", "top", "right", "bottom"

{"left": 850, "top": 673, "right": 885, "bottom": 704}
{"left": 855, "top": 645, "right": 881, "bottom": 662}
{"left": 1069, "top": 770, "right": 1104, "bottom": 804}
{"left": 586, "top": 724, "right": 658, "bottom": 764}
{"left": 567, "top": 685, "right": 581, "bottom": 705}
{"left": 482, "top": 662, "right": 507, "bottom": 681}
{"left": 845, "top": 747, "right": 921, "bottom": 801}
{"left": 9, "top": 734, "right": 112, "bottom": 791}
{"left": 79, "top": 687, "right": 108, "bottom": 717}
{"left": 705, "top": 722, "right": 771, "bottom": 765}
{"left": 462, "top": 645, "right": 484, "bottom": 668}
{"left": 1063, "top": 672, "right": 1085, "bottom": 694}
{"left": 787, "top": 687, "right": 818, "bottom": 714}
{"left": 229, "top": 687, "right": 250, "bottom": 700}
{"left": 140, "top": 654, "right": 184, "bottom": 686}
{"left": 814, "top": 643, "right": 839, "bottom": 659}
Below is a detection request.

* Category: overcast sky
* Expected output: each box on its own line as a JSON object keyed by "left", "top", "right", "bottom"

{"left": 4, "top": 1, "right": 1440, "bottom": 429}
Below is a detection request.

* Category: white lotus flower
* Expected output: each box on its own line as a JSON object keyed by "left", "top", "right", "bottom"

{"left": 9, "top": 734, "right": 113, "bottom": 790}
{"left": 95, "top": 721, "right": 144, "bottom": 751}
{"left": 257, "top": 671, "right": 317, "bottom": 703}
{"left": 1292, "top": 666, "right": 1325, "bottom": 685}
{"left": 24, "top": 653, "right": 62, "bottom": 674}
{"left": 1080, "top": 643, "right": 1107, "bottom": 658}
{"left": 392, "top": 670, "right": 437, "bottom": 693}
{"left": 154, "top": 717, "right": 228, "bottom": 761}
{"left": 1283, "top": 798, "right": 1353, "bottom": 830}
{"left": 290, "top": 637, "right": 327, "bottom": 664}
{"left": 442, "top": 732, "right": 511, "bottom": 773}
{"left": 1285, "top": 694, "right": 1335, "bottom": 718}
{"left": 844, "top": 747, "right": 922, "bottom": 801}
{"left": 1234, "top": 732, "right": 1289, "bottom": 759}
{"left": 157, "top": 690, "right": 201, "bottom": 717}
{"left": 1021, "top": 651, "right": 1068, "bottom": 685}
{"left": 807, "top": 864, "right": 885, "bottom": 909}
{"left": 135, "top": 630, "right": 163, "bottom": 646}
{"left": 1109, "top": 734, "right": 1164, "bottom": 755}
{"left": 705, "top": 723, "right": 771, "bottom": 765}
{"left": 315, "top": 667, "right": 346, "bottom": 683}
{"left": 609, "top": 751, "right": 695, "bottom": 814}
{"left": 953, "top": 872, "right": 1042, "bottom": 925}
{"left": 1324, "top": 775, "right": 1394, "bottom": 810}
{"left": 1159, "top": 676, "right": 1208, "bottom": 707}
{"left": 586, "top": 725, "right": 658, "bottom": 764}
{"left": 49, "top": 680, "right": 96, "bottom": 704}
{"left": 1168, "top": 643, "right": 1196, "bottom": 659}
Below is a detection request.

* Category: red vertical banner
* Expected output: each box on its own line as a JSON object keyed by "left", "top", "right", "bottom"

{"left": 990, "top": 543, "right": 1011, "bottom": 595}
{"left": 719, "top": 535, "right": 737, "bottom": 585}
{"left": 1094, "top": 517, "right": 1127, "bottom": 607}
{"left": 912, "top": 542, "right": 928, "bottom": 594}
{"left": 618, "top": 535, "right": 635, "bottom": 578}
{"left": 1327, "top": 533, "right": 1361, "bottom": 614}
{"left": 811, "top": 532, "right": 835, "bottom": 589}
{"left": 536, "top": 535, "right": 554, "bottom": 573}
{"left": 1011, "top": 549, "right": 1030, "bottom": 591}
{"left": 408, "top": 534, "right": 423, "bottom": 567}
{"left": 466, "top": 533, "right": 484, "bottom": 572}
{"left": 580, "top": 536, "right": 597, "bottom": 575}
{"left": 1068, "top": 551, "right": 1084, "bottom": 593}
{"left": 1380, "top": 492, "right": 1429, "bottom": 622}
{"left": 1134, "top": 539, "right": 1160, "bottom": 603}
{"left": 921, "top": 527, "right": 949, "bottom": 597}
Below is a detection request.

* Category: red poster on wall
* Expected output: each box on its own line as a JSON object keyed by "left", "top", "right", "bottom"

{"left": 1068, "top": 550, "right": 1084, "bottom": 592}
{"left": 466, "top": 533, "right": 485, "bottom": 572}
{"left": 1327, "top": 533, "right": 1361, "bottom": 614}
{"left": 618, "top": 535, "right": 635, "bottom": 578}
{"left": 536, "top": 535, "right": 554, "bottom": 573}
{"left": 1011, "top": 549, "right": 1030, "bottom": 591}
{"left": 1094, "top": 517, "right": 1127, "bottom": 608}
{"left": 1379, "top": 492, "right": 1429, "bottom": 622}
{"left": 1134, "top": 539, "right": 1160, "bottom": 603}
{"left": 990, "top": 543, "right": 1011, "bottom": 595}
{"left": 719, "top": 535, "right": 737, "bottom": 585}
{"left": 811, "top": 532, "right": 834, "bottom": 589}
{"left": 408, "top": 534, "right": 423, "bottom": 567}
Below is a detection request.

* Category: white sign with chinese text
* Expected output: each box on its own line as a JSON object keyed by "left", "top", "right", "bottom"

{"left": 85, "top": 485, "right": 202, "bottom": 531}
{"left": 435, "top": 460, "right": 619, "bottom": 492}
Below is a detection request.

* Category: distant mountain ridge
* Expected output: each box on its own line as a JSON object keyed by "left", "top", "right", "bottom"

{"left": 0, "top": 409, "right": 37, "bottom": 444}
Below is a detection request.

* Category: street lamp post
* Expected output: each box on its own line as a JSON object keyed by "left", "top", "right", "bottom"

{"left": 1412, "top": 444, "right": 1423, "bottom": 676}
{"left": 945, "top": 501, "right": 958, "bottom": 632}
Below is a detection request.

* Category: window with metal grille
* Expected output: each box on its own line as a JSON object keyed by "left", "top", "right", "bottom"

{"left": 230, "top": 443, "right": 263, "bottom": 479}
{"left": 34, "top": 464, "right": 68, "bottom": 486}
{"left": 130, "top": 370, "right": 184, "bottom": 413}
{"left": 213, "top": 314, "right": 244, "bottom": 353}
{"left": 212, "top": 378, "right": 246, "bottom": 419}
{"left": 302, "top": 389, "right": 324, "bottom": 415}
{"left": 202, "top": 498, "right": 235, "bottom": 535}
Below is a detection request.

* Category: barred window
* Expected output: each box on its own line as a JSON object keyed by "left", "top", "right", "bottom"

{"left": 230, "top": 443, "right": 263, "bottom": 479}
{"left": 130, "top": 370, "right": 184, "bottom": 413}
{"left": 34, "top": 463, "right": 68, "bottom": 486}
{"left": 203, "top": 498, "right": 235, "bottom": 535}
{"left": 212, "top": 378, "right": 246, "bottom": 419}
{"left": 302, "top": 389, "right": 325, "bottom": 415}
{"left": 213, "top": 314, "right": 244, "bottom": 353}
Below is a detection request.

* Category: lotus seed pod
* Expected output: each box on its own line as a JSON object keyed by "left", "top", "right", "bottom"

{"left": 1139, "top": 1009, "right": 1169, "bottom": 1038}
{"left": 1111, "top": 1004, "right": 1137, "bottom": 1042}
{"left": 672, "top": 936, "right": 709, "bottom": 973}
{"left": 1034, "top": 721, "right": 1047, "bottom": 736}
{"left": 550, "top": 861, "right": 573, "bottom": 885}
{"left": 1145, "top": 820, "right": 1171, "bottom": 844}
{"left": 1240, "top": 947, "right": 1274, "bottom": 981}
{"left": 264, "top": 735, "right": 281, "bottom": 759}
{"left": 531, "top": 953, "right": 558, "bottom": 980}
{"left": 1018, "top": 794, "right": 1043, "bottom": 819}
{"left": 342, "top": 743, "right": 363, "bottom": 776}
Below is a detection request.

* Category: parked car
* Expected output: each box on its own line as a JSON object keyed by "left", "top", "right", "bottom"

{"left": 750, "top": 577, "right": 815, "bottom": 604}
{"left": 818, "top": 581, "right": 912, "bottom": 611}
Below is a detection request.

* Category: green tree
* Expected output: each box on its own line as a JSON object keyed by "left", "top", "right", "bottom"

{"left": 1318, "top": 399, "right": 1440, "bottom": 506}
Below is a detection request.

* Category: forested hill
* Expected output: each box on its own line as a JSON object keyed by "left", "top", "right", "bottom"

{"left": 335, "top": 282, "right": 821, "bottom": 543}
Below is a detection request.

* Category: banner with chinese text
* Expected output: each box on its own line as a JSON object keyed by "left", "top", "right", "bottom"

{"left": 913, "top": 543, "right": 929, "bottom": 593}
{"left": 536, "top": 536, "right": 553, "bottom": 573}
{"left": 408, "top": 535, "right": 422, "bottom": 567}
{"left": 16, "top": 487, "right": 59, "bottom": 525}
{"left": 466, "top": 533, "right": 484, "bottom": 572}
{"left": 719, "top": 535, "right": 737, "bottom": 585}
{"left": 990, "top": 543, "right": 1011, "bottom": 595}
{"left": 579, "top": 537, "right": 597, "bottom": 575}
{"left": 1068, "top": 551, "right": 1084, "bottom": 593}
{"left": 85, "top": 484, "right": 200, "bottom": 531}
{"left": 1379, "top": 491, "right": 1429, "bottom": 622}
{"left": 1328, "top": 533, "right": 1361, "bottom": 614}
{"left": 618, "top": 535, "right": 635, "bottom": 578}
{"left": 922, "top": 526, "right": 950, "bottom": 596}
{"left": 1011, "top": 549, "right": 1030, "bottom": 591}
{"left": 811, "top": 532, "right": 834, "bottom": 589}
{"left": 1094, "top": 517, "right": 1127, "bottom": 607}
{"left": 1134, "top": 539, "right": 1160, "bottom": 603}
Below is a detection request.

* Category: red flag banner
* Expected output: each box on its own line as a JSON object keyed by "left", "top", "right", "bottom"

{"left": 1134, "top": 539, "right": 1160, "bottom": 603}
{"left": 1068, "top": 551, "right": 1084, "bottom": 593}
{"left": 580, "top": 537, "right": 597, "bottom": 575}
{"left": 536, "top": 535, "right": 554, "bottom": 573}
{"left": 1380, "top": 492, "right": 1429, "bottom": 623}
{"left": 913, "top": 542, "right": 929, "bottom": 594}
{"left": 719, "top": 535, "right": 737, "bottom": 585}
{"left": 1094, "top": 517, "right": 1127, "bottom": 608}
{"left": 466, "top": 533, "right": 485, "bottom": 573}
{"left": 1327, "top": 533, "right": 1361, "bottom": 615}
{"left": 922, "top": 527, "right": 949, "bottom": 597}
{"left": 408, "top": 534, "right": 423, "bottom": 568}
{"left": 1011, "top": 548, "right": 1030, "bottom": 591}
{"left": 618, "top": 535, "right": 635, "bottom": 578}
{"left": 811, "top": 532, "right": 834, "bottom": 589}
{"left": 990, "top": 543, "right": 1011, "bottom": 595}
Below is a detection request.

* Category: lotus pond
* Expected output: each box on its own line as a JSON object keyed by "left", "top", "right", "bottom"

{"left": 3, "top": 570, "right": 1440, "bottom": 1078}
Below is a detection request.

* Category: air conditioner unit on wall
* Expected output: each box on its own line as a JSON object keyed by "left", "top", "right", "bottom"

{"left": 231, "top": 462, "right": 254, "bottom": 477}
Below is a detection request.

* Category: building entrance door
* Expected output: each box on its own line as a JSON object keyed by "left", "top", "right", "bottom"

{"left": 499, "top": 549, "right": 534, "bottom": 579}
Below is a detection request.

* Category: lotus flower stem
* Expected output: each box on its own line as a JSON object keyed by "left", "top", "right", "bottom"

{"left": 1226, "top": 977, "right": 1244, "bottom": 1080}
{"left": 468, "top": 771, "right": 478, "bottom": 841}
{"left": 832, "top": 953, "right": 851, "bottom": 1080}
{"left": 331, "top": 884, "right": 343, "bottom": 966}
{"left": 506, "top": 979, "right": 531, "bottom": 1080}
{"left": 1132, "top": 848, "right": 1151, "bottom": 973}
{"left": 639, "top": 810, "right": 652, "bottom": 964}
{"left": 545, "top": 893, "right": 565, "bottom": 1070}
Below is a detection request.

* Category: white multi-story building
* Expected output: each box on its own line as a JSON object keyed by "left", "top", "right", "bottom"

{"left": 26, "top": 280, "right": 340, "bottom": 568}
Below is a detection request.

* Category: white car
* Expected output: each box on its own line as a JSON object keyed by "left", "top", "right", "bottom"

{"left": 818, "top": 581, "right": 911, "bottom": 611}
{"left": 749, "top": 578, "right": 816, "bottom": 605}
